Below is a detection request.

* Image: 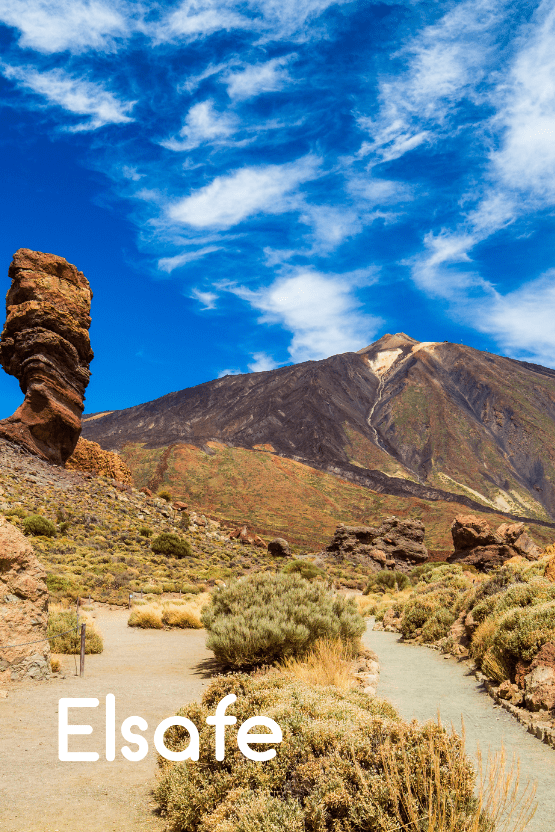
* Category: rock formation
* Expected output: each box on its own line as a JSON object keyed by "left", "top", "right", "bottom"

{"left": 517, "top": 642, "right": 555, "bottom": 712}
{"left": 66, "top": 437, "right": 132, "bottom": 484}
{"left": 0, "top": 248, "right": 93, "bottom": 465}
{"left": 0, "top": 516, "right": 50, "bottom": 682}
{"left": 229, "top": 525, "right": 266, "bottom": 548}
{"left": 268, "top": 538, "right": 291, "bottom": 557}
{"left": 447, "top": 514, "right": 541, "bottom": 571}
{"left": 324, "top": 516, "right": 428, "bottom": 573}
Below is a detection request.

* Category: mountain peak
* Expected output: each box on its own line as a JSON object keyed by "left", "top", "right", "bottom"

{"left": 356, "top": 333, "right": 419, "bottom": 355}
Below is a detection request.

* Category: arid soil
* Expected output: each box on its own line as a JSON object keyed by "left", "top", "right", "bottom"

{"left": 0, "top": 607, "right": 213, "bottom": 832}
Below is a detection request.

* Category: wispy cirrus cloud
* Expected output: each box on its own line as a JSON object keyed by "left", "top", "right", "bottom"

{"left": 0, "top": 0, "right": 131, "bottom": 53}
{"left": 224, "top": 55, "right": 295, "bottom": 99}
{"left": 162, "top": 100, "right": 238, "bottom": 151}
{"left": 167, "top": 155, "right": 320, "bottom": 229}
{"left": 1, "top": 63, "right": 135, "bottom": 129}
{"left": 158, "top": 245, "right": 222, "bottom": 273}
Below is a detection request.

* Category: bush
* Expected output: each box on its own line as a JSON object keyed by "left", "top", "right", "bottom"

{"left": 128, "top": 606, "right": 164, "bottom": 629}
{"left": 158, "top": 490, "right": 172, "bottom": 502}
{"left": 364, "top": 569, "right": 410, "bottom": 594}
{"left": 281, "top": 559, "right": 326, "bottom": 581}
{"left": 154, "top": 673, "right": 492, "bottom": 832}
{"left": 151, "top": 533, "right": 192, "bottom": 558}
{"left": 23, "top": 514, "right": 56, "bottom": 537}
{"left": 58, "top": 521, "right": 70, "bottom": 534}
{"left": 201, "top": 572, "right": 365, "bottom": 668}
{"left": 162, "top": 606, "right": 202, "bottom": 629}
{"left": 6, "top": 507, "right": 27, "bottom": 519}
{"left": 139, "top": 526, "right": 153, "bottom": 537}
{"left": 48, "top": 609, "right": 103, "bottom": 654}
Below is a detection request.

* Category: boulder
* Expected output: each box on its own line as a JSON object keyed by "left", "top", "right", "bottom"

{"left": 0, "top": 249, "right": 93, "bottom": 464}
{"left": 324, "top": 516, "right": 428, "bottom": 573}
{"left": 268, "top": 538, "right": 291, "bottom": 557}
{"left": 0, "top": 516, "right": 50, "bottom": 682}
{"left": 447, "top": 515, "right": 542, "bottom": 571}
{"left": 66, "top": 437, "right": 132, "bottom": 484}
{"left": 523, "top": 642, "right": 555, "bottom": 712}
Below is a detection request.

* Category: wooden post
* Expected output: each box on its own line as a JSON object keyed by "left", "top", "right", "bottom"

{"left": 128, "top": 593, "right": 133, "bottom": 609}
{"left": 80, "top": 623, "right": 86, "bottom": 677}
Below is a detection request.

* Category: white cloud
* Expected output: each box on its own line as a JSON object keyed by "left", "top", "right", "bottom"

{"left": 474, "top": 270, "right": 555, "bottom": 366}
{"left": 1, "top": 64, "right": 135, "bottom": 129}
{"left": 0, "top": 0, "right": 130, "bottom": 53}
{"left": 299, "top": 204, "right": 362, "bottom": 251}
{"left": 228, "top": 269, "right": 381, "bottom": 363}
{"left": 190, "top": 287, "right": 218, "bottom": 309}
{"left": 163, "top": 100, "right": 237, "bottom": 151}
{"left": 488, "top": 2, "right": 555, "bottom": 204}
{"left": 158, "top": 246, "right": 221, "bottom": 273}
{"left": 218, "top": 367, "right": 242, "bottom": 377}
{"left": 358, "top": 0, "right": 507, "bottom": 163}
{"left": 409, "top": 230, "right": 488, "bottom": 299}
{"left": 167, "top": 155, "right": 320, "bottom": 229}
{"left": 159, "top": 0, "right": 349, "bottom": 43}
{"left": 248, "top": 352, "right": 278, "bottom": 372}
{"left": 224, "top": 56, "right": 295, "bottom": 100}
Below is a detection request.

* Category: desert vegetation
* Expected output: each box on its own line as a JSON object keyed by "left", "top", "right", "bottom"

{"left": 128, "top": 592, "right": 210, "bottom": 630}
{"left": 201, "top": 572, "right": 365, "bottom": 668}
{"left": 47, "top": 604, "right": 104, "bottom": 654}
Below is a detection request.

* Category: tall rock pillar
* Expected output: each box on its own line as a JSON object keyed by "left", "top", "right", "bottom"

{"left": 0, "top": 248, "right": 93, "bottom": 464}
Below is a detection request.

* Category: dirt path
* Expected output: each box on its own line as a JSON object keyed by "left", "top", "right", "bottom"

{"left": 0, "top": 608, "right": 214, "bottom": 832}
{"left": 364, "top": 626, "right": 555, "bottom": 832}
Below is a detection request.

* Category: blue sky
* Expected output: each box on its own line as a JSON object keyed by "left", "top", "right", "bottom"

{"left": 1, "top": 0, "right": 555, "bottom": 417}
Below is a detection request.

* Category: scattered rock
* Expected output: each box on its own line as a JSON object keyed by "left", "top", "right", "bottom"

{"left": 323, "top": 516, "right": 428, "bottom": 573}
{"left": 0, "top": 516, "right": 50, "bottom": 682}
{"left": 173, "top": 501, "right": 188, "bottom": 511}
{"left": 66, "top": 437, "right": 132, "bottom": 484}
{"left": 447, "top": 514, "right": 541, "bottom": 571}
{"left": 267, "top": 538, "right": 291, "bottom": 557}
{"left": 0, "top": 249, "right": 93, "bottom": 465}
{"left": 229, "top": 525, "right": 267, "bottom": 548}
{"left": 523, "top": 642, "right": 555, "bottom": 712}
{"left": 139, "top": 487, "right": 153, "bottom": 497}
{"left": 498, "top": 680, "right": 524, "bottom": 706}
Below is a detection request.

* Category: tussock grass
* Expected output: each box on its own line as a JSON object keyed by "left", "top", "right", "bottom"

{"left": 279, "top": 638, "right": 356, "bottom": 690}
{"left": 48, "top": 604, "right": 103, "bottom": 654}
{"left": 127, "top": 593, "right": 210, "bottom": 629}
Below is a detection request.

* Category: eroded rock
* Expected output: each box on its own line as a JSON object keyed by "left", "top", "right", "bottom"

{"left": 268, "top": 538, "right": 291, "bottom": 557}
{"left": 0, "top": 516, "right": 50, "bottom": 682}
{"left": 447, "top": 514, "right": 541, "bottom": 571}
{"left": 523, "top": 642, "right": 555, "bottom": 712}
{"left": 66, "top": 437, "right": 132, "bottom": 484}
{"left": 324, "top": 516, "right": 428, "bottom": 573}
{"left": 0, "top": 249, "right": 93, "bottom": 464}
{"left": 229, "top": 525, "right": 266, "bottom": 548}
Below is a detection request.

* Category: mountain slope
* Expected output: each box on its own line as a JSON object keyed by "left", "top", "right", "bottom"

{"left": 83, "top": 334, "right": 555, "bottom": 521}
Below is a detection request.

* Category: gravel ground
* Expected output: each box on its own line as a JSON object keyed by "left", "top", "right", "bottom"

{"left": 364, "top": 626, "right": 555, "bottom": 832}
{"left": 0, "top": 607, "right": 213, "bottom": 832}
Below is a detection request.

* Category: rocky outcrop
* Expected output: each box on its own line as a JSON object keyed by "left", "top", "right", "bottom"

{"left": 0, "top": 516, "right": 50, "bottom": 682}
{"left": 268, "top": 538, "right": 291, "bottom": 557}
{"left": 229, "top": 525, "right": 266, "bottom": 548}
{"left": 324, "top": 516, "right": 428, "bottom": 573}
{"left": 0, "top": 249, "right": 93, "bottom": 465}
{"left": 65, "top": 437, "right": 132, "bottom": 484}
{"left": 522, "top": 642, "right": 555, "bottom": 712}
{"left": 447, "top": 514, "right": 542, "bottom": 571}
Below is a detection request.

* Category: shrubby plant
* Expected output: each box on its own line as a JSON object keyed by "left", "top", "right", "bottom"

{"left": 151, "top": 532, "right": 192, "bottom": 558}
{"left": 23, "top": 514, "right": 56, "bottom": 537}
{"left": 281, "top": 559, "right": 326, "bottom": 581}
{"left": 48, "top": 608, "right": 103, "bottom": 654}
{"left": 201, "top": 572, "right": 365, "bottom": 668}
{"left": 364, "top": 569, "right": 410, "bottom": 594}
{"left": 154, "top": 673, "right": 496, "bottom": 832}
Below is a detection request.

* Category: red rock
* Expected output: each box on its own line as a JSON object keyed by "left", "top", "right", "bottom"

{"left": 448, "top": 514, "right": 542, "bottom": 571}
{"left": 139, "top": 487, "right": 153, "bottom": 497}
{"left": 173, "top": 501, "right": 188, "bottom": 511}
{"left": 0, "top": 249, "right": 93, "bottom": 464}
{"left": 0, "top": 517, "right": 50, "bottom": 682}
{"left": 66, "top": 437, "right": 132, "bottom": 484}
{"left": 523, "top": 642, "right": 555, "bottom": 711}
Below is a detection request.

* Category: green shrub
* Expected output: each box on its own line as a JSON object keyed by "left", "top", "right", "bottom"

{"left": 139, "top": 526, "right": 153, "bottom": 537}
{"left": 158, "top": 490, "right": 172, "bottom": 502}
{"left": 421, "top": 607, "right": 455, "bottom": 643}
{"left": 48, "top": 610, "right": 103, "bottom": 654}
{"left": 180, "top": 513, "right": 190, "bottom": 530}
{"left": 151, "top": 533, "right": 192, "bottom": 558}
{"left": 201, "top": 572, "right": 365, "bottom": 668}
{"left": 5, "top": 507, "right": 27, "bottom": 519}
{"left": 23, "top": 514, "right": 56, "bottom": 537}
{"left": 281, "top": 559, "right": 326, "bottom": 581}
{"left": 364, "top": 569, "right": 410, "bottom": 594}
{"left": 180, "top": 583, "right": 201, "bottom": 595}
{"left": 154, "top": 673, "right": 487, "bottom": 832}
{"left": 494, "top": 601, "right": 555, "bottom": 661}
{"left": 46, "top": 574, "right": 77, "bottom": 595}
{"left": 58, "top": 521, "right": 70, "bottom": 534}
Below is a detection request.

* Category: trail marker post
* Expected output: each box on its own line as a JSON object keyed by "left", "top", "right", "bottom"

{"left": 80, "top": 623, "right": 86, "bottom": 677}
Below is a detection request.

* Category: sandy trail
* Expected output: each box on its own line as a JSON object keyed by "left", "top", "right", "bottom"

{"left": 0, "top": 608, "right": 214, "bottom": 832}
{"left": 364, "top": 626, "right": 555, "bottom": 832}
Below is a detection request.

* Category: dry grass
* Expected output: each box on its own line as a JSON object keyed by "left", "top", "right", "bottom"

{"left": 48, "top": 603, "right": 104, "bottom": 653}
{"left": 127, "top": 592, "right": 210, "bottom": 629}
{"left": 357, "top": 587, "right": 413, "bottom": 619}
{"left": 280, "top": 638, "right": 357, "bottom": 690}
{"left": 376, "top": 721, "right": 536, "bottom": 832}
